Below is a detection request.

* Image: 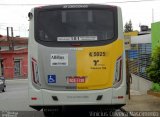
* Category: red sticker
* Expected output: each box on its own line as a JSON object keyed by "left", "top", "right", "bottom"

{"left": 66, "top": 76, "right": 86, "bottom": 83}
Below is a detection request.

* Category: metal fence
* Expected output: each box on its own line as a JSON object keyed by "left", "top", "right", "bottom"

{"left": 126, "top": 43, "right": 152, "bottom": 79}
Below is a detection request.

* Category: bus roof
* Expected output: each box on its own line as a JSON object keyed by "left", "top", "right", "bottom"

{"left": 35, "top": 4, "right": 117, "bottom": 10}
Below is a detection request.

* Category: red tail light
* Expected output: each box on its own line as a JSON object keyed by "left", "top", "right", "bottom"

{"left": 31, "top": 97, "right": 38, "bottom": 100}
{"left": 118, "top": 96, "right": 124, "bottom": 99}
{"left": 118, "top": 57, "right": 122, "bottom": 82}
{"left": 31, "top": 58, "right": 40, "bottom": 85}
{"left": 113, "top": 56, "right": 123, "bottom": 87}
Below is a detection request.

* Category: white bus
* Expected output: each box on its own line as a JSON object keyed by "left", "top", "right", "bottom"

{"left": 28, "top": 4, "right": 126, "bottom": 116}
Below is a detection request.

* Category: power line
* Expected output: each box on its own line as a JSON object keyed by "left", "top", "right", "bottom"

{"left": 0, "top": 27, "right": 6, "bottom": 30}
{"left": 0, "top": 27, "right": 25, "bottom": 31}
{"left": 0, "top": 0, "right": 159, "bottom": 6}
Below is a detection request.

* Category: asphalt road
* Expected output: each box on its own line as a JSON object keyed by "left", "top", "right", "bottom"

{"left": 0, "top": 79, "right": 130, "bottom": 117}
{"left": 0, "top": 79, "right": 32, "bottom": 111}
{"left": 0, "top": 79, "right": 46, "bottom": 117}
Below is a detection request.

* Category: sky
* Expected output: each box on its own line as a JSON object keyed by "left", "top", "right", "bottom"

{"left": 0, "top": 0, "right": 160, "bottom": 37}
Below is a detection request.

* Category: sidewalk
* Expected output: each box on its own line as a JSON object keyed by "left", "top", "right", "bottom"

{"left": 123, "top": 90, "right": 160, "bottom": 111}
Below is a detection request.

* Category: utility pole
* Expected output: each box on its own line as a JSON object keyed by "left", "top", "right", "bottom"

{"left": 126, "top": 51, "right": 132, "bottom": 100}
{"left": 152, "top": 8, "right": 154, "bottom": 23}
{"left": 11, "top": 27, "right": 14, "bottom": 51}
{"left": 7, "top": 27, "right": 14, "bottom": 51}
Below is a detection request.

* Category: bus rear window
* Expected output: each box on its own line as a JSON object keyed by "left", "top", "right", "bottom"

{"left": 35, "top": 9, "right": 116, "bottom": 42}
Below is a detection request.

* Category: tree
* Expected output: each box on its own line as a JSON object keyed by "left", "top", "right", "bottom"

{"left": 146, "top": 45, "right": 160, "bottom": 84}
{"left": 124, "top": 20, "right": 133, "bottom": 32}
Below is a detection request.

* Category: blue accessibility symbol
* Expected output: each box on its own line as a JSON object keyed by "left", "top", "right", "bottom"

{"left": 48, "top": 75, "right": 56, "bottom": 83}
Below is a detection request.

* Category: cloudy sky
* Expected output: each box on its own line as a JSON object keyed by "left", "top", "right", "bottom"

{"left": 0, "top": 0, "right": 160, "bottom": 37}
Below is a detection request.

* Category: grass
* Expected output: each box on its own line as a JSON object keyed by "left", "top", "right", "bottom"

{"left": 151, "top": 83, "right": 160, "bottom": 92}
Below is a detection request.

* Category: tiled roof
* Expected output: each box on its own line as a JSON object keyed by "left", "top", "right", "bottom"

{"left": 0, "top": 35, "right": 28, "bottom": 46}
{"left": 0, "top": 48, "right": 28, "bottom": 54}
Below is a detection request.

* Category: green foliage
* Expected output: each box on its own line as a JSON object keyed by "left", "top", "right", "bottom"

{"left": 151, "top": 83, "right": 160, "bottom": 92}
{"left": 146, "top": 45, "right": 160, "bottom": 83}
{"left": 124, "top": 20, "right": 133, "bottom": 32}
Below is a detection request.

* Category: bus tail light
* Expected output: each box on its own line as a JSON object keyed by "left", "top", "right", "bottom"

{"left": 113, "top": 56, "right": 122, "bottom": 87}
{"left": 31, "top": 97, "right": 38, "bottom": 100}
{"left": 113, "top": 96, "right": 124, "bottom": 99}
{"left": 31, "top": 58, "right": 40, "bottom": 86}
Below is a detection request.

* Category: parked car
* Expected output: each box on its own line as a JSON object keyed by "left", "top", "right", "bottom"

{"left": 0, "top": 76, "right": 6, "bottom": 92}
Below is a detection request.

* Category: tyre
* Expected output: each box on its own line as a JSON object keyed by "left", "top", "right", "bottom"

{"left": 43, "top": 107, "right": 62, "bottom": 117}
{"left": 2, "top": 86, "right": 6, "bottom": 92}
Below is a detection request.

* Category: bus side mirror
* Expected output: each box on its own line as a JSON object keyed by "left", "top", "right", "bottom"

{"left": 28, "top": 12, "right": 33, "bottom": 21}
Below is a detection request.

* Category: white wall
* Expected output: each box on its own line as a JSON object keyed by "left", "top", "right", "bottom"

{"left": 131, "top": 34, "right": 151, "bottom": 44}
{"left": 131, "top": 74, "right": 153, "bottom": 94}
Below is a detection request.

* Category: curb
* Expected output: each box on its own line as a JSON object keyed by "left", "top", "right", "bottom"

{"left": 6, "top": 79, "right": 28, "bottom": 82}
{"left": 147, "top": 90, "right": 160, "bottom": 98}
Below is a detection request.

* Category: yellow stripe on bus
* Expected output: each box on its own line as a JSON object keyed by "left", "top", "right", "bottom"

{"left": 76, "top": 39, "right": 124, "bottom": 90}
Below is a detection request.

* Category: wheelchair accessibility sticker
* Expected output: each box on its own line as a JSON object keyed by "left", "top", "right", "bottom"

{"left": 48, "top": 75, "right": 56, "bottom": 83}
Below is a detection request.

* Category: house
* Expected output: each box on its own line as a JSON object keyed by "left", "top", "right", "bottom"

{"left": 151, "top": 21, "right": 160, "bottom": 50}
{"left": 0, "top": 35, "right": 28, "bottom": 79}
{"left": 130, "top": 34, "right": 151, "bottom": 78}
{"left": 124, "top": 27, "right": 152, "bottom": 79}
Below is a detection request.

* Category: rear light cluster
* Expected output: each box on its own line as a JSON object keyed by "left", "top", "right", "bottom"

{"left": 31, "top": 58, "right": 41, "bottom": 86}
{"left": 31, "top": 97, "right": 38, "bottom": 100}
{"left": 113, "top": 56, "right": 123, "bottom": 87}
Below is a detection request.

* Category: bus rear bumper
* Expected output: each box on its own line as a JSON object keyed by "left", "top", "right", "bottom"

{"left": 29, "top": 86, "right": 126, "bottom": 109}
{"left": 30, "top": 104, "right": 125, "bottom": 111}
